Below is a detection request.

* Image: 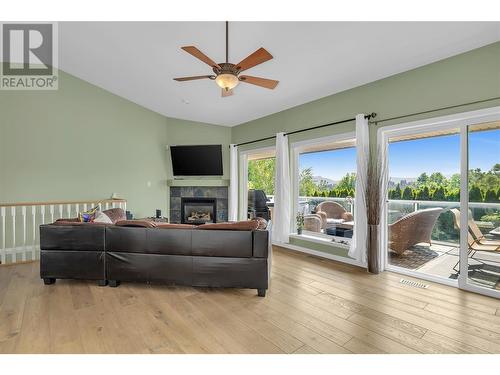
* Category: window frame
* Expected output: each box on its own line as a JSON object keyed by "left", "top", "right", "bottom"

{"left": 239, "top": 145, "right": 276, "bottom": 221}
{"left": 290, "top": 131, "right": 357, "bottom": 245}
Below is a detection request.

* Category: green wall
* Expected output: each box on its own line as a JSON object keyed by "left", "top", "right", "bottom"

{"left": 233, "top": 42, "right": 500, "bottom": 145}
{"left": 232, "top": 41, "right": 500, "bottom": 256}
{"left": 0, "top": 70, "right": 231, "bottom": 218}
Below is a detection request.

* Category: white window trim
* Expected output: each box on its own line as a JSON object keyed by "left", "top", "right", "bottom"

{"left": 239, "top": 146, "right": 276, "bottom": 221}
{"left": 290, "top": 132, "right": 359, "bottom": 260}
{"left": 377, "top": 105, "right": 500, "bottom": 298}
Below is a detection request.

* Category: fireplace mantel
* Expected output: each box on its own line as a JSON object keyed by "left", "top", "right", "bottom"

{"left": 167, "top": 179, "right": 229, "bottom": 187}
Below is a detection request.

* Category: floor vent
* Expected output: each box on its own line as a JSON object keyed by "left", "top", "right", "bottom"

{"left": 399, "top": 278, "right": 429, "bottom": 289}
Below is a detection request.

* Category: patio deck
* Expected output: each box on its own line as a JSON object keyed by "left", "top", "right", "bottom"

{"left": 388, "top": 243, "right": 500, "bottom": 290}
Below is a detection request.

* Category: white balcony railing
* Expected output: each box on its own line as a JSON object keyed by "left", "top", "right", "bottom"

{"left": 0, "top": 199, "right": 127, "bottom": 265}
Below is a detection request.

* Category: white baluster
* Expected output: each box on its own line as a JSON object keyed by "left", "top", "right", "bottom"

{"left": 83, "top": 203, "right": 88, "bottom": 212}
{"left": 21, "top": 206, "right": 26, "bottom": 261}
{"left": 11, "top": 206, "right": 16, "bottom": 263}
{"left": 66, "top": 204, "right": 71, "bottom": 218}
{"left": 58, "top": 204, "right": 63, "bottom": 220}
{"left": 74, "top": 203, "right": 79, "bottom": 216}
{"left": 1, "top": 207, "right": 5, "bottom": 265}
{"left": 124, "top": 201, "right": 127, "bottom": 211}
{"left": 31, "top": 206, "right": 36, "bottom": 260}
{"left": 105, "top": 202, "right": 110, "bottom": 210}
{"left": 41, "top": 205, "right": 46, "bottom": 224}
{"left": 50, "top": 205, "right": 55, "bottom": 223}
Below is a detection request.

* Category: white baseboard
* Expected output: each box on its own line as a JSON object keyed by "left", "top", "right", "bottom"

{"left": 272, "top": 240, "right": 367, "bottom": 269}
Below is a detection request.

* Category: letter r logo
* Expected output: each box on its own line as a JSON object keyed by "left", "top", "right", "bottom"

{"left": 2, "top": 23, "right": 53, "bottom": 76}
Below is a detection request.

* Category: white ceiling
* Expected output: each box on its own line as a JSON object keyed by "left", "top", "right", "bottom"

{"left": 59, "top": 22, "right": 500, "bottom": 126}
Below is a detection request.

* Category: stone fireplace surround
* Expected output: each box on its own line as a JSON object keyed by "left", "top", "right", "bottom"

{"left": 169, "top": 186, "right": 228, "bottom": 224}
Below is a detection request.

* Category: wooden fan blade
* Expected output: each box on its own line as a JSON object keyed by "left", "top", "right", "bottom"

{"left": 239, "top": 75, "right": 279, "bottom": 89}
{"left": 173, "top": 75, "right": 214, "bottom": 81}
{"left": 221, "top": 88, "right": 233, "bottom": 97}
{"left": 236, "top": 48, "right": 273, "bottom": 72}
{"left": 181, "top": 46, "right": 221, "bottom": 69}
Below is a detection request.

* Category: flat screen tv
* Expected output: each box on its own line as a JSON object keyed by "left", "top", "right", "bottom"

{"left": 170, "top": 145, "right": 223, "bottom": 176}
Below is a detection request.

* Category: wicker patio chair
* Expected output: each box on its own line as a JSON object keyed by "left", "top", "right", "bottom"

{"left": 316, "top": 201, "right": 347, "bottom": 224}
{"left": 388, "top": 207, "right": 445, "bottom": 255}
{"left": 304, "top": 214, "right": 322, "bottom": 233}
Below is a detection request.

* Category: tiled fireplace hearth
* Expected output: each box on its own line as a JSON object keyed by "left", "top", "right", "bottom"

{"left": 169, "top": 186, "right": 228, "bottom": 224}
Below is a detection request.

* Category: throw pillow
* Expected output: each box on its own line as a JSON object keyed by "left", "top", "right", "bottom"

{"left": 102, "top": 208, "right": 126, "bottom": 224}
{"left": 93, "top": 211, "right": 113, "bottom": 224}
{"left": 79, "top": 205, "right": 99, "bottom": 222}
{"left": 251, "top": 217, "right": 268, "bottom": 230}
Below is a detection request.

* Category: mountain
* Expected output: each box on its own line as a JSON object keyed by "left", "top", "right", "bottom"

{"left": 388, "top": 177, "right": 416, "bottom": 189}
{"left": 312, "top": 176, "right": 337, "bottom": 188}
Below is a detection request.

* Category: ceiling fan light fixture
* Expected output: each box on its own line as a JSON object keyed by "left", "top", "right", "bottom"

{"left": 215, "top": 73, "right": 239, "bottom": 91}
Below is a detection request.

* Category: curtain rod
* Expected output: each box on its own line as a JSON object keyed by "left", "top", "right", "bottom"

{"left": 235, "top": 113, "right": 376, "bottom": 147}
{"left": 370, "top": 97, "right": 500, "bottom": 125}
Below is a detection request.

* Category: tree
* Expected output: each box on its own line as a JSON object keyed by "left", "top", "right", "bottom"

{"left": 484, "top": 189, "right": 498, "bottom": 203}
{"left": 447, "top": 173, "right": 461, "bottom": 191}
{"left": 299, "top": 167, "right": 316, "bottom": 196}
{"left": 416, "top": 186, "right": 430, "bottom": 200}
{"left": 432, "top": 186, "right": 446, "bottom": 201}
{"left": 416, "top": 173, "right": 429, "bottom": 187}
{"left": 393, "top": 184, "right": 402, "bottom": 199}
{"left": 469, "top": 185, "right": 483, "bottom": 202}
{"left": 247, "top": 158, "right": 275, "bottom": 195}
{"left": 402, "top": 186, "right": 413, "bottom": 200}
{"left": 336, "top": 173, "right": 356, "bottom": 191}
{"left": 429, "top": 172, "right": 446, "bottom": 187}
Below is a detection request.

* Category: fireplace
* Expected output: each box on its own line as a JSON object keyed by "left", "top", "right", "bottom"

{"left": 181, "top": 197, "right": 217, "bottom": 225}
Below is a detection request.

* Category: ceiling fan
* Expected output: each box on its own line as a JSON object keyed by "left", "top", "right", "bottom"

{"left": 174, "top": 21, "right": 278, "bottom": 97}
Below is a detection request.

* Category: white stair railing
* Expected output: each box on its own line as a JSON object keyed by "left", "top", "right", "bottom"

{"left": 0, "top": 199, "right": 127, "bottom": 265}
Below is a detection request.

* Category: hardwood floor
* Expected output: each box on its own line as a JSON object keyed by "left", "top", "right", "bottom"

{"left": 1, "top": 246, "right": 499, "bottom": 354}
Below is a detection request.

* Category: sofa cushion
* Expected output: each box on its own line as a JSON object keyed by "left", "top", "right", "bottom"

{"left": 106, "top": 226, "right": 147, "bottom": 253}
{"left": 198, "top": 220, "right": 259, "bottom": 231}
{"left": 40, "top": 224, "right": 106, "bottom": 251}
{"left": 115, "top": 220, "right": 157, "bottom": 228}
{"left": 192, "top": 230, "right": 253, "bottom": 257}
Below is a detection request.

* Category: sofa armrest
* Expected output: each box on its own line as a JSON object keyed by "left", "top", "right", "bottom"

{"left": 252, "top": 230, "right": 269, "bottom": 258}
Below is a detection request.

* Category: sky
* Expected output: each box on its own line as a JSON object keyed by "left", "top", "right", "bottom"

{"left": 298, "top": 129, "right": 499, "bottom": 180}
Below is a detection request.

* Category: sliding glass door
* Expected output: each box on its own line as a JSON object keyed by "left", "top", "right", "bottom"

{"left": 386, "top": 130, "right": 461, "bottom": 284}
{"left": 460, "top": 121, "right": 500, "bottom": 297}
{"left": 380, "top": 107, "right": 500, "bottom": 298}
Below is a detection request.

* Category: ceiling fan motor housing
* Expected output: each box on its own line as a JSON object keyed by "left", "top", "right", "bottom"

{"left": 213, "top": 62, "right": 240, "bottom": 76}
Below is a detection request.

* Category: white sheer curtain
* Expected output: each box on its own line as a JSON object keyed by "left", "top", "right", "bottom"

{"left": 273, "top": 132, "right": 291, "bottom": 244}
{"left": 228, "top": 144, "right": 239, "bottom": 222}
{"left": 348, "top": 114, "right": 369, "bottom": 264}
{"left": 377, "top": 132, "right": 389, "bottom": 272}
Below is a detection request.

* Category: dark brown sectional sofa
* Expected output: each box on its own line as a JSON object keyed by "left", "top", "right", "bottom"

{"left": 39, "top": 220, "right": 271, "bottom": 296}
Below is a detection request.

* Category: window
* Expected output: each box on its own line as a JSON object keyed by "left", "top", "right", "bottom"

{"left": 292, "top": 134, "right": 356, "bottom": 245}
{"left": 240, "top": 147, "right": 276, "bottom": 221}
